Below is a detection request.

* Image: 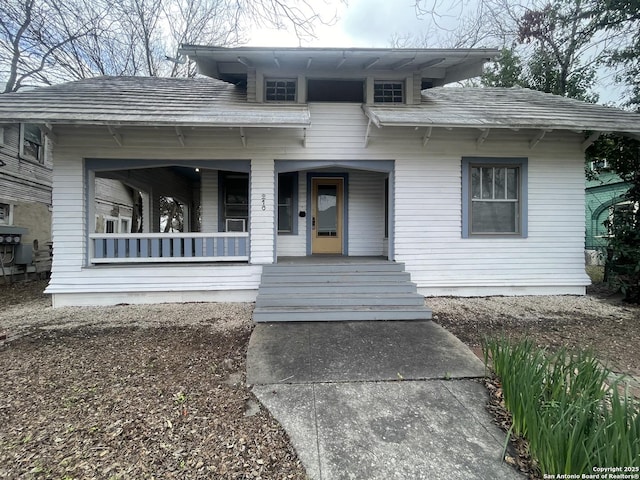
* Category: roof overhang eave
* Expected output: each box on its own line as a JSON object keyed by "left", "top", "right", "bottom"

{"left": 372, "top": 122, "right": 640, "bottom": 135}
{"left": 361, "top": 110, "right": 640, "bottom": 136}
{"left": 0, "top": 118, "right": 311, "bottom": 129}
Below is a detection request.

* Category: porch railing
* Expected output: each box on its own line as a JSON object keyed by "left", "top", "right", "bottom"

{"left": 89, "top": 232, "right": 249, "bottom": 264}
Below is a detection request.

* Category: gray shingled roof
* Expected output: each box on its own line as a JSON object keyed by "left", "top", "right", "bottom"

{"left": 364, "top": 87, "right": 640, "bottom": 136}
{"left": 2, "top": 78, "right": 638, "bottom": 136}
{"left": 0, "top": 76, "right": 311, "bottom": 127}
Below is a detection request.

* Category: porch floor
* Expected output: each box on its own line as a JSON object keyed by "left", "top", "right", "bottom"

{"left": 276, "top": 255, "right": 387, "bottom": 264}
{"left": 253, "top": 259, "right": 432, "bottom": 322}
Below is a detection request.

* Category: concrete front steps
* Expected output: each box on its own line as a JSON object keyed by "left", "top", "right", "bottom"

{"left": 253, "top": 260, "right": 432, "bottom": 322}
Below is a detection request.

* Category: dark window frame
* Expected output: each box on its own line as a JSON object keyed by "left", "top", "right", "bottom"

{"left": 277, "top": 172, "right": 298, "bottom": 235}
{"left": 20, "top": 123, "right": 44, "bottom": 163}
{"left": 374, "top": 81, "right": 404, "bottom": 103}
{"left": 461, "top": 157, "right": 528, "bottom": 238}
{"left": 265, "top": 78, "right": 297, "bottom": 102}
{"left": 218, "top": 171, "right": 249, "bottom": 232}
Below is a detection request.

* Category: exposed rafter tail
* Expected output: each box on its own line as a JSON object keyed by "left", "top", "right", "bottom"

{"left": 175, "top": 127, "right": 185, "bottom": 147}
{"left": 422, "top": 126, "right": 433, "bottom": 147}
{"left": 476, "top": 128, "right": 490, "bottom": 146}
{"left": 529, "top": 129, "right": 550, "bottom": 150}
{"left": 107, "top": 126, "right": 122, "bottom": 147}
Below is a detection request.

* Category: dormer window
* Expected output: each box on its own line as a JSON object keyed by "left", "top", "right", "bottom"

{"left": 374, "top": 81, "right": 404, "bottom": 103}
{"left": 265, "top": 79, "right": 296, "bottom": 102}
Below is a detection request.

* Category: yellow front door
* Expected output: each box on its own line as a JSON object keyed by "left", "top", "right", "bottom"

{"left": 311, "top": 177, "right": 344, "bottom": 254}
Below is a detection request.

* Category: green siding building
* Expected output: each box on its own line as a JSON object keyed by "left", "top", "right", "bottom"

{"left": 585, "top": 171, "right": 630, "bottom": 264}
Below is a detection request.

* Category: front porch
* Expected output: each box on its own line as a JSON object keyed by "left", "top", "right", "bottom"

{"left": 49, "top": 154, "right": 399, "bottom": 307}
{"left": 84, "top": 159, "right": 393, "bottom": 267}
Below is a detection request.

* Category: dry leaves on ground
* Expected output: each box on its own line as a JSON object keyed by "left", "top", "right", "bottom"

{"left": 0, "top": 281, "right": 306, "bottom": 480}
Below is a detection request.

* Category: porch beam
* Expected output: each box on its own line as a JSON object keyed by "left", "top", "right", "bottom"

{"left": 529, "top": 129, "right": 551, "bottom": 150}
{"left": 422, "top": 126, "right": 433, "bottom": 147}
{"left": 363, "top": 119, "right": 372, "bottom": 148}
{"left": 175, "top": 126, "right": 185, "bottom": 147}
{"left": 240, "top": 127, "right": 246, "bottom": 147}
{"left": 107, "top": 126, "right": 122, "bottom": 147}
{"left": 582, "top": 131, "right": 603, "bottom": 151}
{"left": 476, "top": 128, "right": 490, "bottom": 146}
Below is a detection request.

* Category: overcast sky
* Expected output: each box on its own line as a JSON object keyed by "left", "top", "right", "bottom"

{"left": 246, "top": 0, "right": 628, "bottom": 106}
{"left": 247, "top": 0, "right": 438, "bottom": 48}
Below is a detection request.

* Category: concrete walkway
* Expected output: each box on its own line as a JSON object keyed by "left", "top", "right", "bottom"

{"left": 247, "top": 321, "right": 523, "bottom": 480}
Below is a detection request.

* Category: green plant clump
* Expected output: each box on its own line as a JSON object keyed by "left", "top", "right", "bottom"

{"left": 483, "top": 338, "right": 639, "bottom": 475}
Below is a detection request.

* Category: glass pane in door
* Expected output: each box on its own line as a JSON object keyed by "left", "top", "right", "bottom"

{"left": 317, "top": 185, "right": 337, "bottom": 236}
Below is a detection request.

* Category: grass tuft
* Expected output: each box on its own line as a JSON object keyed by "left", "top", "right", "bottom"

{"left": 483, "top": 337, "right": 639, "bottom": 475}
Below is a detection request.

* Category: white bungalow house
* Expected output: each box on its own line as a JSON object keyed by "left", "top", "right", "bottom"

{"left": 1, "top": 46, "right": 639, "bottom": 313}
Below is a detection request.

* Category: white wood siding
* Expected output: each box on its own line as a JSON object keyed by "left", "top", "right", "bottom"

{"left": 50, "top": 153, "right": 86, "bottom": 277}
{"left": 48, "top": 103, "right": 590, "bottom": 304}
{"left": 393, "top": 133, "right": 589, "bottom": 296}
{"left": 348, "top": 170, "right": 385, "bottom": 256}
{"left": 200, "top": 169, "right": 218, "bottom": 231}
{"left": 249, "top": 157, "right": 275, "bottom": 264}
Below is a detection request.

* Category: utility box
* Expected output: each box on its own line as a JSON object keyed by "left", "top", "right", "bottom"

{"left": 14, "top": 244, "right": 33, "bottom": 265}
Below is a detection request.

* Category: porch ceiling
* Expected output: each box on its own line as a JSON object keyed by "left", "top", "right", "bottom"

{"left": 0, "top": 76, "right": 310, "bottom": 128}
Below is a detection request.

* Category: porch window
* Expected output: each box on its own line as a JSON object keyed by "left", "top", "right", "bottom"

{"left": 278, "top": 172, "right": 298, "bottom": 234}
{"left": 374, "top": 81, "right": 404, "bottom": 103}
{"left": 462, "top": 157, "right": 528, "bottom": 237}
{"left": 20, "top": 123, "right": 44, "bottom": 163}
{"left": 220, "top": 172, "right": 249, "bottom": 231}
{"left": 265, "top": 79, "right": 296, "bottom": 102}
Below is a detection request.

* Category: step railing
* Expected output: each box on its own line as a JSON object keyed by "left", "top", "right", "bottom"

{"left": 89, "top": 232, "right": 249, "bottom": 264}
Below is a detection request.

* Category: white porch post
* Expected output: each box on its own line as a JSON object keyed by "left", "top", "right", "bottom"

{"left": 149, "top": 191, "right": 161, "bottom": 232}
{"left": 200, "top": 170, "right": 218, "bottom": 232}
{"left": 249, "top": 158, "right": 275, "bottom": 264}
{"left": 140, "top": 191, "right": 151, "bottom": 233}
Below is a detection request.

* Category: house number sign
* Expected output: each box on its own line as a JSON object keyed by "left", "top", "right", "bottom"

{"left": 261, "top": 194, "right": 266, "bottom": 211}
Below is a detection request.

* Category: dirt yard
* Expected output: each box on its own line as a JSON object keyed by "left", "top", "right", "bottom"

{"left": 0, "top": 279, "right": 638, "bottom": 479}
{"left": 0, "top": 280, "right": 306, "bottom": 480}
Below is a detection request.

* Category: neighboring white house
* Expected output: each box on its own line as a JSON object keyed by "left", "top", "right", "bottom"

{"left": 0, "top": 46, "right": 639, "bottom": 307}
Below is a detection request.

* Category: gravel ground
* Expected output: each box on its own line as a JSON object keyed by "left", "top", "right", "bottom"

{"left": 428, "top": 285, "right": 640, "bottom": 377}
{"left": 1, "top": 280, "right": 638, "bottom": 479}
